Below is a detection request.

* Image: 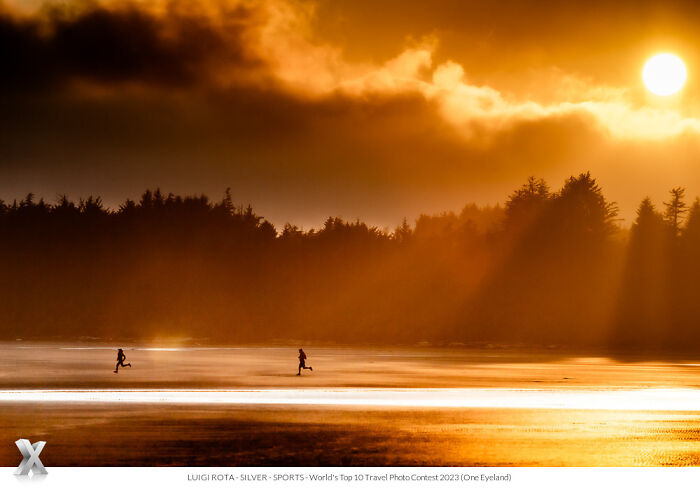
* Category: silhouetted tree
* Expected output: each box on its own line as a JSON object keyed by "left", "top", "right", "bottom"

{"left": 393, "top": 218, "right": 413, "bottom": 243}
{"left": 664, "top": 187, "right": 687, "bottom": 236}
{"left": 504, "top": 176, "right": 550, "bottom": 231}
{"left": 0, "top": 178, "right": 698, "bottom": 351}
{"left": 614, "top": 198, "right": 673, "bottom": 348}
{"left": 467, "top": 173, "right": 620, "bottom": 346}
{"left": 673, "top": 197, "right": 700, "bottom": 347}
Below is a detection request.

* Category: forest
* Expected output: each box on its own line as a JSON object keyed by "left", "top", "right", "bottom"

{"left": 0, "top": 173, "right": 697, "bottom": 351}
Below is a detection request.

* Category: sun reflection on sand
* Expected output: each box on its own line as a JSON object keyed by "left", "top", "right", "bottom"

{"left": 0, "top": 388, "right": 699, "bottom": 411}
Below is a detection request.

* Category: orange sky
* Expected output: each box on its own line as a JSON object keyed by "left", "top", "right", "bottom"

{"left": 2, "top": 0, "right": 700, "bottom": 227}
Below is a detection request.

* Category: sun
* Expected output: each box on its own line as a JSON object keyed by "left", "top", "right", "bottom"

{"left": 643, "top": 53, "right": 687, "bottom": 96}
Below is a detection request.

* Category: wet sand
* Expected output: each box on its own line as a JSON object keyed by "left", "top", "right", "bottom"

{"left": 1, "top": 343, "right": 699, "bottom": 466}
{"left": 1, "top": 404, "right": 699, "bottom": 466}
{"left": 2, "top": 343, "right": 700, "bottom": 389}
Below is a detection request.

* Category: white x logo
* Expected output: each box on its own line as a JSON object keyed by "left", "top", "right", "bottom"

{"left": 15, "top": 438, "right": 48, "bottom": 476}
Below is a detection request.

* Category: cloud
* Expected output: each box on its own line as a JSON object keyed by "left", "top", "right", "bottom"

{"left": 0, "top": 0, "right": 263, "bottom": 91}
{"left": 244, "top": 0, "right": 700, "bottom": 143}
{"left": 251, "top": 10, "right": 700, "bottom": 143}
{"left": 3, "top": 0, "right": 700, "bottom": 142}
{"left": 2, "top": 0, "right": 700, "bottom": 226}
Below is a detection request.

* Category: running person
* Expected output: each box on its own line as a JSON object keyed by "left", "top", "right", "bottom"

{"left": 114, "top": 348, "right": 132, "bottom": 373}
{"left": 297, "top": 348, "right": 313, "bottom": 375}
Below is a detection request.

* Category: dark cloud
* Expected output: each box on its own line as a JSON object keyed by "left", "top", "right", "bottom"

{"left": 0, "top": 77, "right": 629, "bottom": 227}
{"left": 1, "top": 0, "right": 699, "bottom": 228}
{"left": 0, "top": 2, "right": 261, "bottom": 91}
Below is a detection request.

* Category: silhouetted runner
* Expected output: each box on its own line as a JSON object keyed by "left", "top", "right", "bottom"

{"left": 114, "top": 348, "right": 131, "bottom": 374}
{"left": 297, "top": 348, "right": 313, "bottom": 375}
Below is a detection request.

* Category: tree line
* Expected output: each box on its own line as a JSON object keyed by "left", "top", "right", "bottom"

{"left": 0, "top": 175, "right": 697, "bottom": 351}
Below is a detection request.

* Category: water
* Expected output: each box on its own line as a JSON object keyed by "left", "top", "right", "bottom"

{"left": 2, "top": 388, "right": 700, "bottom": 410}
{"left": 2, "top": 342, "right": 699, "bottom": 390}
{"left": 1, "top": 343, "right": 699, "bottom": 466}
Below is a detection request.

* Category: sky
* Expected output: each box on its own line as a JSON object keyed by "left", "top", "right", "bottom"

{"left": 3, "top": 0, "right": 700, "bottom": 228}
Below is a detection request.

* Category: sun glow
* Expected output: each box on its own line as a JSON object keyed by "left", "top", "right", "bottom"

{"left": 1, "top": 389, "right": 700, "bottom": 410}
{"left": 643, "top": 53, "right": 687, "bottom": 96}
